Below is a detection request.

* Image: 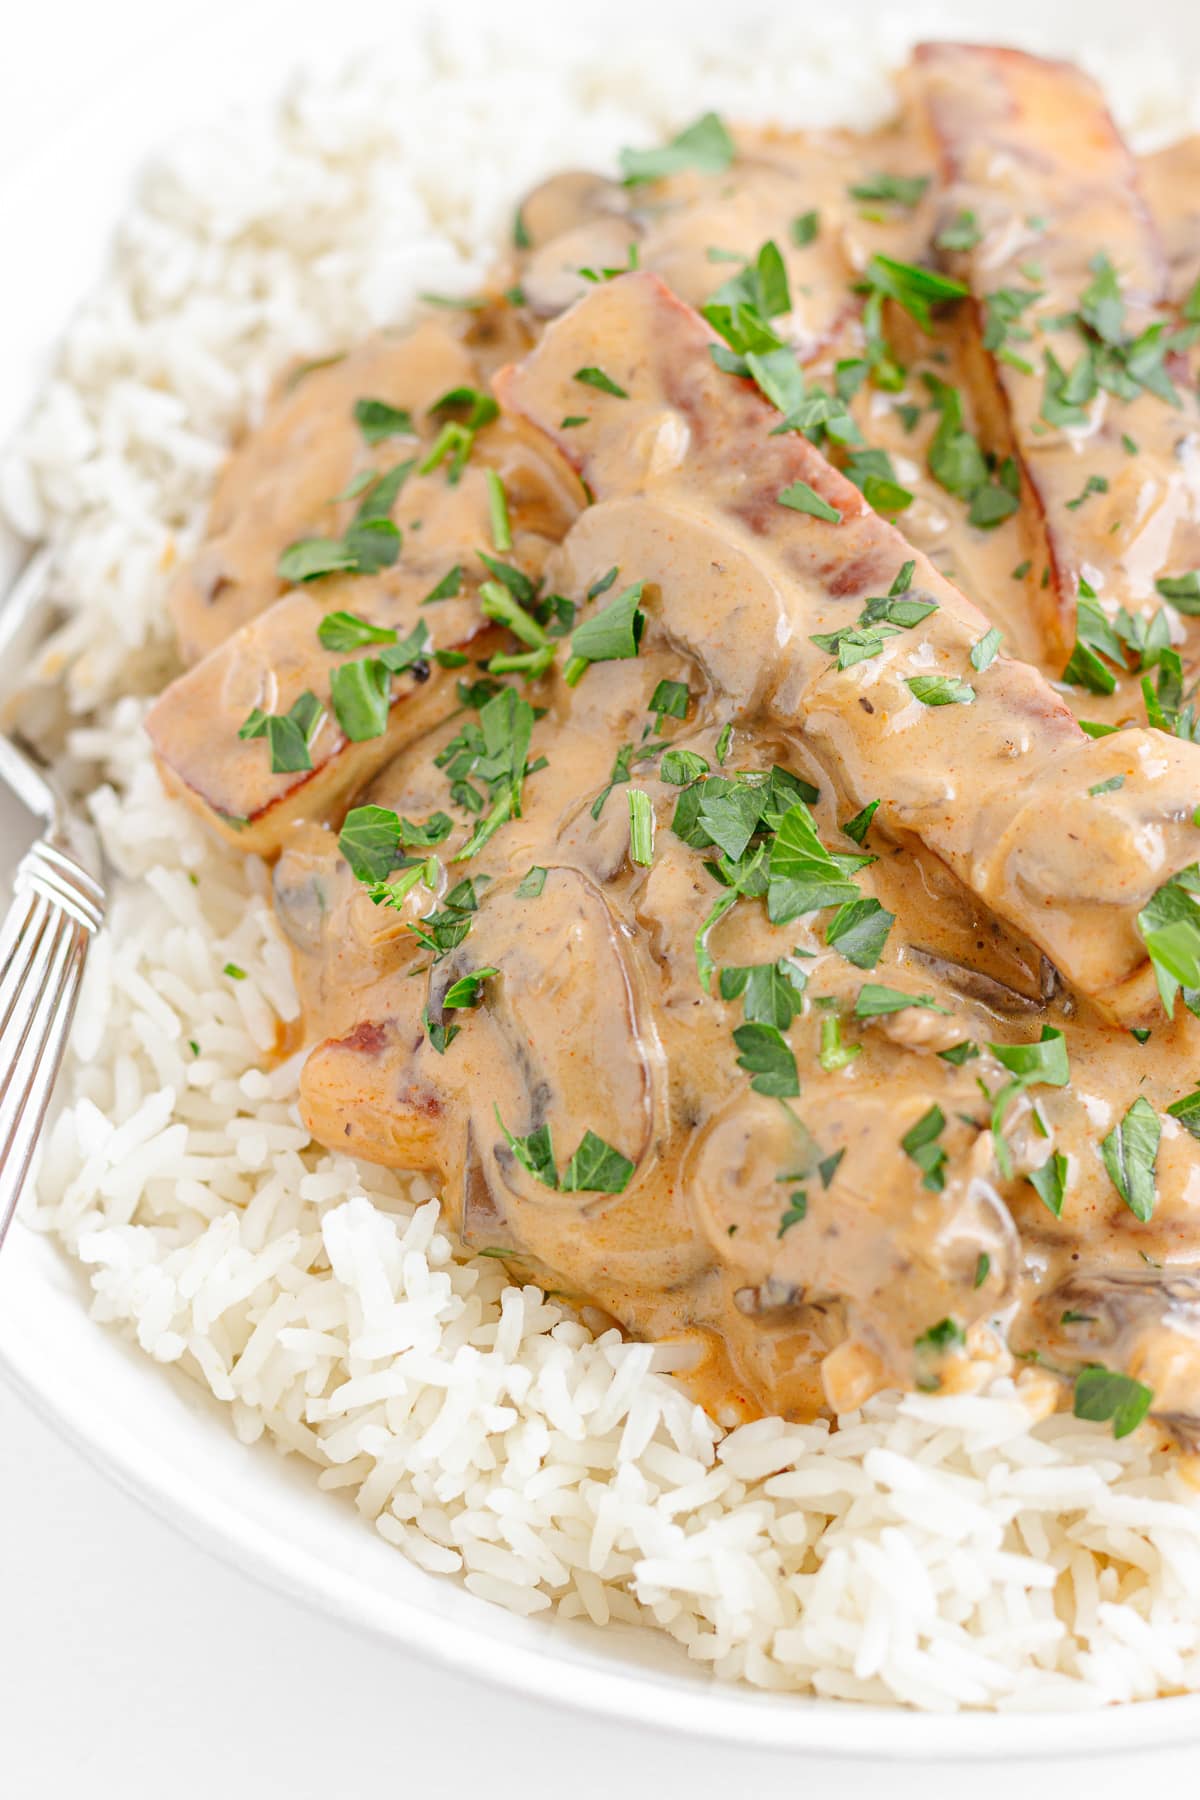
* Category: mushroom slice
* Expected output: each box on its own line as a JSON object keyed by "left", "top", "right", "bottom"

{"left": 1035, "top": 1268, "right": 1200, "bottom": 1429}
{"left": 907, "top": 947, "right": 1046, "bottom": 1017}
{"left": 682, "top": 1088, "right": 1019, "bottom": 1394}
{"left": 424, "top": 867, "right": 657, "bottom": 1205}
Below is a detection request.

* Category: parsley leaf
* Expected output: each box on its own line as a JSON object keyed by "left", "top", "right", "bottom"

{"left": 825, "top": 896, "right": 894, "bottom": 969}
{"left": 627, "top": 788, "right": 655, "bottom": 866}
{"left": 619, "top": 112, "right": 735, "bottom": 185}
{"left": 733, "top": 1021, "right": 800, "bottom": 1097}
{"left": 562, "top": 1131, "right": 636, "bottom": 1193}
{"left": 720, "top": 958, "right": 808, "bottom": 1029}
{"left": 767, "top": 801, "right": 867, "bottom": 924}
{"left": 238, "top": 689, "right": 325, "bottom": 774}
{"left": 902, "top": 1105, "right": 947, "bottom": 1191}
{"left": 1073, "top": 1364, "right": 1153, "bottom": 1439}
{"left": 564, "top": 582, "right": 646, "bottom": 684}
{"left": 441, "top": 966, "right": 498, "bottom": 1009}
{"left": 849, "top": 172, "right": 929, "bottom": 207}
{"left": 1137, "top": 865, "right": 1200, "bottom": 1014}
{"left": 777, "top": 481, "right": 842, "bottom": 523}
{"left": 865, "top": 254, "right": 967, "bottom": 331}
{"left": 854, "top": 985, "right": 945, "bottom": 1018}
{"left": 317, "top": 611, "right": 397, "bottom": 651}
{"left": 936, "top": 210, "right": 981, "bottom": 251}
{"left": 354, "top": 398, "right": 415, "bottom": 444}
{"left": 516, "top": 866, "right": 547, "bottom": 898}
{"left": 842, "top": 799, "right": 880, "bottom": 845}
{"left": 573, "top": 366, "right": 628, "bottom": 398}
{"left": 1028, "top": 1150, "right": 1069, "bottom": 1217}
{"left": 906, "top": 675, "right": 975, "bottom": 706}
{"left": 970, "top": 627, "right": 1002, "bottom": 672}
{"left": 329, "top": 656, "right": 391, "bottom": 741}
{"left": 1156, "top": 571, "right": 1200, "bottom": 614}
{"left": 1100, "top": 1095, "right": 1160, "bottom": 1222}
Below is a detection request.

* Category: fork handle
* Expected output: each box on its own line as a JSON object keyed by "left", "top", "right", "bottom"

{"left": 0, "top": 839, "right": 104, "bottom": 1249}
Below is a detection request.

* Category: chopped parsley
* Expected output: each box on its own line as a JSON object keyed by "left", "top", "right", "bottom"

{"left": 906, "top": 674, "right": 975, "bottom": 707}
{"left": 563, "top": 582, "right": 646, "bottom": 685}
{"left": 239, "top": 690, "right": 325, "bottom": 774}
{"left": 901, "top": 1105, "right": 948, "bottom": 1191}
{"left": 1136, "top": 864, "right": 1200, "bottom": 1015}
{"left": 841, "top": 798, "right": 880, "bottom": 845}
{"left": 441, "top": 966, "right": 498, "bottom": 1010}
{"left": 619, "top": 111, "right": 735, "bottom": 186}
{"left": 854, "top": 985, "right": 945, "bottom": 1018}
{"left": 825, "top": 896, "right": 893, "bottom": 969}
{"left": 627, "top": 788, "right": 655, "bottom": 866}
{"left": 732, "top": 1021, "right": 800, "bottom": 1097}
{"left": 1072, "top": 1365, "right": 1153, "bottom": 1439}
{"left": 719, "top": 958, "right": 808, "bottom": 1029}
{"left": 495, "top": 1106, "right": 635, "bottom": 1193}
{"left": 1028, "top": 1150, "right": 1069, "bottom": 1218}
{"left": 849, "top": 172, "right": 929, "bottom": 207}
{"left": 573, "top": 366, "right": 629, "bottom": 398}
{"left": 970, "top": 627, "right": 1002, "bottom": 672}
{"left": 353, "top": 398, "right": 415, "bottom": 444}
{"left": 777, "top": 481, "right": 841, "bottom": 523}
{"left": 936, "top": 210, "right": 982, "bottom": 252}
{"left": 1100, "top": 1095, "right": 1160, "bottom": 1222}
{"left": 818, "top": 1015, "right": 860, "bottom": 1072}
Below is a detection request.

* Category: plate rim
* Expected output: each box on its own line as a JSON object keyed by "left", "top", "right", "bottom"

{"left": 3, "top": 0, "right": 1200, "bottom": 1758}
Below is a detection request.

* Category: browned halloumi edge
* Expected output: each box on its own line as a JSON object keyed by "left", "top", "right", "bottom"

{"left": 913, "top": 42, "right": 1200, "bottom": 661}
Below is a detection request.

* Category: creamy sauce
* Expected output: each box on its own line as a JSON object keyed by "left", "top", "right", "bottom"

{"left": 146, "top": 46, "right": 1200, "bottom": 1436}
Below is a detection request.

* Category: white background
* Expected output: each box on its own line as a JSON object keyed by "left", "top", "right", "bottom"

{"left": 4, "top": 3, "right": 1200, "bottom": 1795}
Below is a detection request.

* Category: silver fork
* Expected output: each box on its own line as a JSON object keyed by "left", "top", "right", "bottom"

{"left": 0, "top": 552, "right": 106, "bottom": 1249}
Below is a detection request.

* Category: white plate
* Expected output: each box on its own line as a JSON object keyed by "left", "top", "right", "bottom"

{"left": 3, "top": 0, "right": 1200, "bottom": 1759}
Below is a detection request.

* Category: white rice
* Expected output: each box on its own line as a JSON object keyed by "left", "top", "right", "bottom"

{"left": 7, "top": 15, "right": 1200, "bottom": 1712}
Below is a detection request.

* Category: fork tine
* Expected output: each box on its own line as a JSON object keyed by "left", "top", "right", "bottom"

{"left": 0, "top": 904, "right": 76, "bottom": 1112}
{"left": 0, "top": 927, "right": 88, "bottom": 1250}
{"left": 0, "top": 835, "right": 105, "bottom": 1248}
{"left": 0, "top": 893, "right": 53, "bottom": 1044}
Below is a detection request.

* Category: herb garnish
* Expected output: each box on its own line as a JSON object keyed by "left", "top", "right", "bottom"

{"left": 563, "top": 582, "right": 646, "bottom": 685}
{"left": 1028, "top": 1150, "right": 1069, "bottom": 1217}
{"left": 354, "top": 398, "right": 415, "bottom": 444}
{"left": 1072, "top": 1365, "right": 1153, "bottom": 1439}
{"left": 825, "top": 896, "right": 894, "bottom": 969}
{"left": 732, "top": 1022, "right": 800, "bottom": 1096}
{"left": 573, "top": 366, "right": 629, "bottom": 398}
{"left": 1100, "top": 1095, "right": 1160, "bottom": 1222}
{"left": 854, "top": 985, "right": 945, "bottom": 1018}
{"left": 777, "top": 481, "right": 842, "bottom": 523}
{"left": 239, "top": 690, "right": 325, "bottom": 774}
{"left": 906, "top": 675, "right": 975, "bottom": 707}
{"left": 902, "top": 1105, "right": 948, "bottom": 1191}
{"left": 619, "top": 111, "right": 734, "bottom": 186}
{"left": 495, "top": 1106, "right": 635, "bottom": 1193}
{"left": 849, "top": 172, "right": 929, "bottom": 207}
{"left": 719, "top": 958, "right": 807, "bottom": 1028}
{"left": 1136, "top": 864, "right": 1200, "bottom": 1015}
{"left": 986, "top": 1027, "right": 1070, "bottom": 1178}
{"left": 627, "top": 789, "right": 655, "bottom": 866}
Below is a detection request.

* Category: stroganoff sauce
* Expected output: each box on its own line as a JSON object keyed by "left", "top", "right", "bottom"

{"left": 147, "top": 46, "right": 1200, "bottom": 1438}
